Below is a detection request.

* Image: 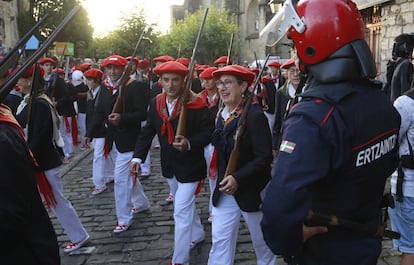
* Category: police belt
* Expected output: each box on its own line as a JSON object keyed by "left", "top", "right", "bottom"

{"left": 306, "top": 211, "right": 400, "bottom": 239}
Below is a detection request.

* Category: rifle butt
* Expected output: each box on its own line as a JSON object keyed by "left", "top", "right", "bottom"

{"left": 224, "top": 147, "right": 240, "bottom": 177}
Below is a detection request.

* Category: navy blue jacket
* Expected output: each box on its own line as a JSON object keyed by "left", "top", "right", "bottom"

{"left": 261, "top": 80, "right": 400, "bottom": 265}
{"left": 212, "top": 104, "right": 272, "bottom": 212}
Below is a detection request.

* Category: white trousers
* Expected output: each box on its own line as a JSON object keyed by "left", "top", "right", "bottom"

{"left": 204, "top": 143, "right": 217, "bottom": 213}
{"left": 92, "top": 138, "right": 116, "bottom": 189}
{"left": 140, "top": 120, "right": 151, "bottom": 174}
{"left": 59, "top": 116, "right": 74, "bottom": 158}
{"left": 140, "top": 151, "right": 151, "bottom": 173}
{"left": 113, "top": 148, "right": 149, "bottom": 225}
{"left": 77, "top": 113, "right": 86, "bottom": 141}
{"left": 167, "top": 177, "right": 178, "bottom": 196}
{"left": 208, "top": 194, "right": 277, "bottom": 265}
{"left": 172, "top": 180, "right": 205, "bottom": 265}
{"left": 45, "top": 167, "right": 88, "bottom": 243}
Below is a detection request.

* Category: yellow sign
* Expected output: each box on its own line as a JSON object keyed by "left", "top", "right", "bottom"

{"left": 54, "top": 42, "right": 74, "bottom": 56}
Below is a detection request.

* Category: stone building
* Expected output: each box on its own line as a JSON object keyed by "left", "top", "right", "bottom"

{"left": 172, "top": 0, "right": 414, "bottom": 82}
{"left": 0, "top": 0, "right": 20, "bottom": 54}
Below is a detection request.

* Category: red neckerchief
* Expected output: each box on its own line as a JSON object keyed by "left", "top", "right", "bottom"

{"left": 200, "top": 89, "right": 219, "bottom": 109}
{"left": 156, "top": 93, "right": 181, "bottom": 144}
{"left": 209, "top": 104, "right": 244, "bottom": 180}
{"left": 103, "top": 78, "right": 119, "bottom": 95}
{"left": 156, "top": 92, "right": 207, "bottom": 144}
{"left": 0, "top": 104, "right": 56, "bottom": 208}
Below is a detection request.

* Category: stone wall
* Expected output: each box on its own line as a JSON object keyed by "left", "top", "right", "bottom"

{"left": 380, "top": 0, "right": 414, "bottom": 81}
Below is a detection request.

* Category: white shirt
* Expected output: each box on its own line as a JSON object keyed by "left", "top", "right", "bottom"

{"left": 167, "top": 97, "right": 178, "bottom": 116}
{"left": 391, "top": 95, "right": 414, "bottom": 197}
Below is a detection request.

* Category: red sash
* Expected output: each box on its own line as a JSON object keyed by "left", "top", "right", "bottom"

{"left": 64, "top": 116, "right": 78, "bottom": 146}
{"left": 0, "top": 104, "right": 56, "bottom": 208}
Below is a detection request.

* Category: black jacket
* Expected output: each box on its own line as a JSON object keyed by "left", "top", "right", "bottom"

{"left": 108, "top": 79, "right": 150, "bottom": 153}
{"left": 16, "top": 95, "right": 62, "bottom": 171}
{"left": 0, "top": 120, "right": 60, "bottom": 265}
{"left": 134, "top": 95, "right": 214, "bottom": 182}
{"left": 85, "top": 85, "right": 112, "bottom": 139}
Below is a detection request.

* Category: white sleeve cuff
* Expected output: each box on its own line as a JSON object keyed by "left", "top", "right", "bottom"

{"left": 131, "top": 158, "right": 142, "bottom": 163}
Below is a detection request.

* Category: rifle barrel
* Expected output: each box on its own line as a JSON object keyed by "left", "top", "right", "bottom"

{"left": 0, "top": 14, "right": 49, "bottom": 70}
{"left": 176, "top": 8, "right": 209, "bottom": 137}
{"left": 111, "top": 30, "right": 146, "bottom": 113}
{"left": 0, "top": 6, "right": 81, "bottom": 102}
{"left": 226, "top": 32, "right": 234, "bottom": 66}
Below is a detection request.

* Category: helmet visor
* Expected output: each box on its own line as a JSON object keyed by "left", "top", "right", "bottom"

{"left": 260, "top": 0, "right": 305, "bottom": 47}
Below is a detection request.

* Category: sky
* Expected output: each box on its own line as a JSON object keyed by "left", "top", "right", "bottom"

{"left": 81, "top": 0, "right": 184, "bottom": 37}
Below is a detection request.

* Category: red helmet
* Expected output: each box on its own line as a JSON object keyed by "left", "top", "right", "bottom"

{"left": 289, "top": 0, "right": 364, "bottom": 66}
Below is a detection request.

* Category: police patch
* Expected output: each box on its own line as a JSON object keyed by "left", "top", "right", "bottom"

{"left": 280, "top": 140, "right": 296, "bottom": 154}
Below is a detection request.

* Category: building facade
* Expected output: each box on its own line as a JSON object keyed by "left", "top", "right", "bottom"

{"left": 172, "top": 0, "right": 414, "bottom": 82}
{"left": 0, "top": 0, "right": 20, "bottom": 53}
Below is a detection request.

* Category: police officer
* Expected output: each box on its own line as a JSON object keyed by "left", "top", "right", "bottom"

{"left": 260, "top": 0, "right": 401, "bottom": 264}
{"left": 390, "top": 33, "right": 414, "bottom": 102}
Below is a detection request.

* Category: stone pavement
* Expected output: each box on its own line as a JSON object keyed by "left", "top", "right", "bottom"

{"left": 52, "top": 146, "right": 403, "bottom": 265}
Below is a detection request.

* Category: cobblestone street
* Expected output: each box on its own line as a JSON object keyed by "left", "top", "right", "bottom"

{"left": 52, "top": 147, "right": 402, "bottom": 265}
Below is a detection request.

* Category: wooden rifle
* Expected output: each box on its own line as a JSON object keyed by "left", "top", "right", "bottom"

{"left": 25, "top": 63, "right": 41, "bottom": 138}
{"left": 48, "top": 44, "right": 67, "bottom": 99}
{"left": 175, "top": 8, "right": 209, "bottom": 137}
{"left": 226, "top": 32, "right": 234, "bottom": 65}
{"left": 0, "top": 14, "right": 49, "bottom": 78}
{"left": 0, "top": 6, "right": 81, "bottom": 102}
{"left": 177, "top": 43, "right": 181, "bottom": 59}
{"left": 254, "top": 51, "right": 261, "bottom": 69}
{"left": 223, "top": 54, "right": 270, "bottom": 176}
{"left": 111, "top": 30, "right": 146, "bottom": 113}
{"left": 254, "top": 51, "right": 269, "bottom": 110}
{"left": 58, "top": 44, "right": 67, "bottom": 69}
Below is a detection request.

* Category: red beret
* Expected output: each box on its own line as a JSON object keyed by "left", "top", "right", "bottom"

{"left": 79, "top": 63, "right": 92, "bottom": 72}
{"left": 199, "top": 67, "right": 218, "bottom": 79}
{"left": 176, "top": 57, "right": 191, "bottom": 67}
{"left": 213, "top": 65, "right": 256, "bottom": 86}
{"left": 153, "top": 55, "right": 175, "bottom": 63}
{"left": 53, "top": 68, "right": 65, "bottom": 75}
{"left": 126, "top": 56, "right": 139, "bottom": 65}
{"left": 139, "top": 59, "right": 150, "bottom": 68}
{"left": 214, "top": 56, "right": 231, "bottom": 65}
{"left": 102, "top": 55, "right": 127, "bottom": 67}
{"left": 20, "top": 64, "right": 44, "bottom": 78}
{"left": 281, "top": 58, "right": 296, "bottom": 69}
{"left": 38, "top": 57, "right": 56, "bottom": 65}
{"left": 268, "top": 61, "right": 281, "bottom": 67}
{"left": 250, "top": 68, "right": 260, "bottom": 75}
{"left": 153, "top": 61, "right": 189, "bottom": 77}
{"left": 84, "top": 68, "right": 104, "bottom": 80}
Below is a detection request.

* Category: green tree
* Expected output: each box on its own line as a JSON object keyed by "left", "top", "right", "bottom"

{"left": 17, "top": 0, "right": 93, "bottom": 57}
{"left": 158, "top": 6, "right": 238, "bottom": 65}
{"left": 91, "top": 9, "right": 159, "bottom": 60}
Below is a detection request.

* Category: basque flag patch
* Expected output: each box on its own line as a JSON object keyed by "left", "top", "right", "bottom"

{"left": 279, "top": 140, "right": 296, "bottom": 154}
